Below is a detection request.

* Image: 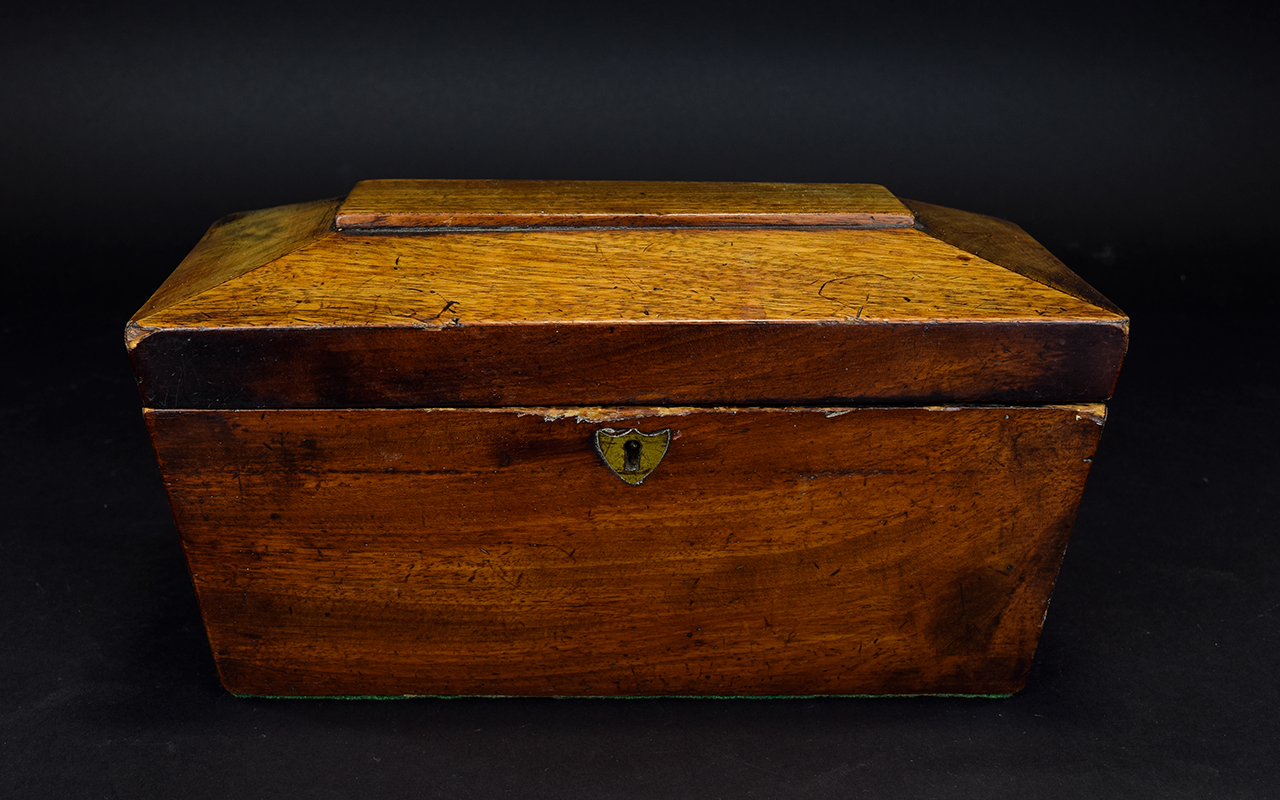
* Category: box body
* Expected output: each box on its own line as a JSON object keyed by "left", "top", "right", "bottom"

{"left": 128, "top": 181, "right": 1127, "bottom": 696}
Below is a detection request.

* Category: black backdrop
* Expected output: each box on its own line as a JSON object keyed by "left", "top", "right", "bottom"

{"left": 4, "top": 3, "right": 1278, "bottom": 797}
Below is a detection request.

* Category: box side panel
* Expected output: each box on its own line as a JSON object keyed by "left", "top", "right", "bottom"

{"left": 146, "top": 406, "right": 1104, "bottom": 697}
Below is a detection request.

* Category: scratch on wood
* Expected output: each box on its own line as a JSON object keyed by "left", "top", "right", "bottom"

{"left": 425, "top": 300, "right": 459, "bottom": 321}
{"left": 816, "top": 275, "right": 856, "bottom": 306}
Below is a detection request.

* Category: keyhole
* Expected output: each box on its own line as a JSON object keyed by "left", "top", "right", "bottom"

{"left": 622, "top": 439, "right": 642, "bottom": 472}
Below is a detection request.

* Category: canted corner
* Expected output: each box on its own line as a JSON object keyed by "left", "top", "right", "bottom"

{"left": 901, "top": 197, "right": 1126, "bottom": 319}
{"left": 131, "top": 198, "right": 342, "bottom": 327}
{"left": 123, "top": 320, "right": 154, "bottom": 351}
{"left": 1072, "top": 403, "right": 1108, "bottom": 426}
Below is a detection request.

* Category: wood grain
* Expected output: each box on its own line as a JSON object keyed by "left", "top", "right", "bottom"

{"left": 126, "top": 191, "right": 1127, "bottom": 406}
{"left": 127, "top": 199, "right": 339, "bottom": 346}
{"left": 147, "top": 404, "right": 1105, "bottom": 697}
{"left": 334, "top": 179, "right": 916, "bottom": 229}
{"left": 903, "top": 198, "right": 1124, "bottom": 313}
{"left": 127, "top": 184, "right": 1127, "bottom": 406}
{"left": 130, "top": 320, "right": 1128, "bottom": 409}
{"left": 130, "top": 183, "right": 1126, "bottom": 697}
{"left": 133, "top": 226, "right": 1119, "bottom": 330}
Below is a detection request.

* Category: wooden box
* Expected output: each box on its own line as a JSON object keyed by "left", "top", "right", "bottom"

{"left": 127, "top": 180, "right": 1127, "bottom": 697}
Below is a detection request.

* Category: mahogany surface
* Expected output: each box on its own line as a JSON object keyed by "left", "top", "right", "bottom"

{"left": 131, "top": 321, "right": 1126, "bottom": 410}
{"left": 148, "top": 404, "right": 1104, "bottom": 697}
{"left": 127, "top": 184, "right": 1127, "bottom": 409}
{"left": 128, "top": 180, "right": 1127, "bottom": 697}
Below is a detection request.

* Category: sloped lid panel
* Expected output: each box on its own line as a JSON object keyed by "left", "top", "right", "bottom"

{"left": 127, "top": 181, "right": 1127, "bottom": 409}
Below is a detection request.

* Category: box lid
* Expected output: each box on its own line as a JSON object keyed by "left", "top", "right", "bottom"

{"left": 127, "top": 180, "right": 1127, "bottom": 409}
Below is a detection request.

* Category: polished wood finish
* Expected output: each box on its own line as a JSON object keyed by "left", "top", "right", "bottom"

{"left": 147, "top": 404, "right": 1105, "bottom": 697}
{"left": 902, "top": 198, "right": 1124, "bottom": 313}
{"left": 133, "top": 220, "right": 1118, "bottom": 330}
{"left": 130, "top": 321, "right": 1126, "bottom": 409}
{"left": 334, "top": 179, "right": 916, "bottom": 229}
{"left": 126, "top": 199, "right": 338, "bottom": 348}
{"left": 127, "top": 184, "right": 1127, "bottom": 408}
{"left": 129, "top": 181, "right": 1127, "bottom": 696}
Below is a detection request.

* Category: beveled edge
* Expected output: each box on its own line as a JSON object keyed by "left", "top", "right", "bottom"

{"left": 903, "top": 198, "right": 1126, "bottom": 318}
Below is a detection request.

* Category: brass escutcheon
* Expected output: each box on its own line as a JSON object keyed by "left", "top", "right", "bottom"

{"left": 594, "top": 428, "right": 672, "bottom": 485}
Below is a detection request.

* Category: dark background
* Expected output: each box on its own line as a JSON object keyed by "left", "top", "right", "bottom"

{"left": 4, "top": 2, "right": 1277, "bottom": 797}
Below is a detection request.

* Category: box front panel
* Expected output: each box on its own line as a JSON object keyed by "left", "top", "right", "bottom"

{"left": 147, "top": 405, "right": 1104, "bottom": 697}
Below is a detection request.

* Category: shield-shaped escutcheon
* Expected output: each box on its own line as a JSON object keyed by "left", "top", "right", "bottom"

{"left": 594, "top": 428, "right": 672, "bottom": 485}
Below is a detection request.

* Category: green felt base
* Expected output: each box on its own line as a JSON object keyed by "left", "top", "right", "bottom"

{"left": 232, "top": 692, "right": 1012, "bottom": 700}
